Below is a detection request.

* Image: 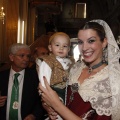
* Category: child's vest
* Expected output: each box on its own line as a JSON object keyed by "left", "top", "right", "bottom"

{"left": 40, "top": 54, "right": 74, "bottom": 88}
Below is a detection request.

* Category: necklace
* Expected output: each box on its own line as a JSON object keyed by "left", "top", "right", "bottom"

{"left": 88, "top": 61, "right": 104, "bottom": 74}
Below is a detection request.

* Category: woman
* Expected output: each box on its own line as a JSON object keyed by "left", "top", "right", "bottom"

{"left": 39, "top": 20, "right": 120, "bottom": 120}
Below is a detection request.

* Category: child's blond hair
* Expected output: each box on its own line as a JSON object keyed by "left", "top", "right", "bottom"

{"left": 49, "top": 32, "right": 70, "bottom": 45}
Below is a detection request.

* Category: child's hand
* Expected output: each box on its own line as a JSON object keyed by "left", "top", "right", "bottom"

{"left": 42, "top": 102, "right": 58, "bottom": 120}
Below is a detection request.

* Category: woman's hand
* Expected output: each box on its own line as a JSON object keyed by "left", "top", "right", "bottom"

{"left": 24, "top": 114, "right": 35, "bottom": 120}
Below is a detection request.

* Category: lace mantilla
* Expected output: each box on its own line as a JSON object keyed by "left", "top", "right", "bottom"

{"left": 91, "top": 20, "right": 120, "bottom": 120}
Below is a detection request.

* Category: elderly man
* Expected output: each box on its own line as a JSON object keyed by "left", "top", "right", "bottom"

{"left": 0, "top": 43, "right": 44, "bottom": 120}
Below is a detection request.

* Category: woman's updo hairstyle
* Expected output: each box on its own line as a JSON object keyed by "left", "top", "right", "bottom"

{"left": 79, "top": 22, "right": 106, "bottom": 42}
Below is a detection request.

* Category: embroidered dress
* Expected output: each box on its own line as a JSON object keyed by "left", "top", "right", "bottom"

{"left": 66, "top": 61, "right": 111, "bottom": 120}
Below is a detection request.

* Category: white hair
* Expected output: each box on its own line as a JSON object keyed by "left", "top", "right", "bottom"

{"left": 8, "top": 43, "right": 30, "bottom": 55}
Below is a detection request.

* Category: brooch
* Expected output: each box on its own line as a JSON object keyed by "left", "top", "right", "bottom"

{"left": 70, "top": 83, "right": 78, "bottom": 102}
{"left": 71, "top": 83, "right": 78, "bottom": 92}
{"left": 12, "top": 101, "right": 19, "bottom": 109}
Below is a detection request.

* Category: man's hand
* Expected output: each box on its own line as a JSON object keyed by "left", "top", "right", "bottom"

{"left": 24, "top": 114, "right": 36, "bottom": 120}
{"left": 0, "top": 96, "right": 7, "bottom": 107}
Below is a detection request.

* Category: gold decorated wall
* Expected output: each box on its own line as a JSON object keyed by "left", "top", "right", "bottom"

{"left": 0, "top": 0, "right": 31, "bottom": 62}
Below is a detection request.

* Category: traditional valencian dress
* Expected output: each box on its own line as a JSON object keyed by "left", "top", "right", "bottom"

{"left": 65, "top": 19, "right": 120, "bottom": 120}
{"left": 66, "top": 61, "right": 111, "bottom": 120}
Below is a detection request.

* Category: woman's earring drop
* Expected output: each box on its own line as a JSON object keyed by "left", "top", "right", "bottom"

{"left": 102, "top": 47, "right": 106, "bottom": 63}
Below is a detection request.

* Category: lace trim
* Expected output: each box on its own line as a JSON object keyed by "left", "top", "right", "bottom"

{"left": 69, "top": 62, "right": 112, "bottom": 116}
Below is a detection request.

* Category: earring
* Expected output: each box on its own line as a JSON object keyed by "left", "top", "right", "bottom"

{"left": 102, "top": 47, "right": 107, "bottom": 63}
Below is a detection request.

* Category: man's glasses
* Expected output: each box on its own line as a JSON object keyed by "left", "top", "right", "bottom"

{"left": 14, "top": 54, "right": 31, "bottom": 59}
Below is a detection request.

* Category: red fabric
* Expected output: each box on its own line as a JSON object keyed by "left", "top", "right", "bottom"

{"left": 66, "top": 85, "right": 111, "bottom": 120}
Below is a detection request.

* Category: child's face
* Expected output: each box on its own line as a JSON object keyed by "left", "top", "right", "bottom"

{"left": 48, "top": 35, "right": 70, "bottom": 58}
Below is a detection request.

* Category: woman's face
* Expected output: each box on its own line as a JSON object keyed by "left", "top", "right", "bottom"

{"left": 78, "top": 29, "right": 107, "bottom": 66}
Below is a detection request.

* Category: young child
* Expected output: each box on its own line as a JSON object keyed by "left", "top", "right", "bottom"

{"left": 37, "top": 32, "right": 74, "bottom": 120}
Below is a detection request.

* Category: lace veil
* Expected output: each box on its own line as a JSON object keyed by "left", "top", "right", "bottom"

{"left": 90, "top": 20, "right": 120, "bottom": 120}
